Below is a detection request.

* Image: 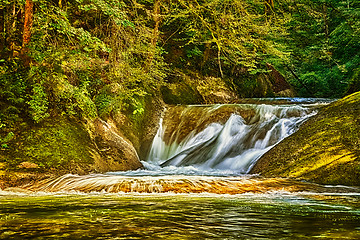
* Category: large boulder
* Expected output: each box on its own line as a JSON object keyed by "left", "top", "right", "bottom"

{"left": 93, "top": 118, "right": 143, "bottom": 172}
{"left": 251, "top": 92, "right": 360, "bottom": 186}
{"left": 0, "top": 116, "right": 143, "bottom": 188}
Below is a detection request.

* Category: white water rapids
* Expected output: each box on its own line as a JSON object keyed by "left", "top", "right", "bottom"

{"left": 142, "top": 103, "right": 317, "bottom": 176}
{"left": 20, "top": 100, "right": 334, "bottom": 194}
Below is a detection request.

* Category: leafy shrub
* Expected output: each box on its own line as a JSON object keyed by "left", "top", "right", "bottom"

{"left": 27, "top": 83, "right": 50, "bottom": 123}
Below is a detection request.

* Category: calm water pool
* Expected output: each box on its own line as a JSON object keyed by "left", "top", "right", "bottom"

{"left": 1, "top": 191, "right": 359, "bottom": 239}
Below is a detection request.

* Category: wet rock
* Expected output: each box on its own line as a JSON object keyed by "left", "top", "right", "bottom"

{"left": 138, "top": 97, "right": 166, "bottom": 160}
{"left": 93, "top": 118, "right": 143, "bottom": 172}
{"left": 162, "top": 105, "right": 256, "bottom": 145}
{"left": 266, "top": 63, "right": 295, "bottom": 96}
{"left": 251, "top": 92, "right": 360, "bottom": 186}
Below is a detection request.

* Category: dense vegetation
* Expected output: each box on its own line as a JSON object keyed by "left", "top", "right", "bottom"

{"left": 0, "top": 0, "right": 359, "bottom": 148}
{"left": 0, "top": 0, "right": 360, "bottom": 122}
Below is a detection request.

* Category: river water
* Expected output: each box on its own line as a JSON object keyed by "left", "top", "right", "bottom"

{"left": 1, "top": 99, "right": 359, "bottom": 239}
{"left": 1, "top": 191, "right": 360, "bottom": 239}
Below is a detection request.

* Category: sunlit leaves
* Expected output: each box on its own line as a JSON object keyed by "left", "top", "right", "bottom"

{"left": 27, "top": 83, "right": 50, "bottom": 123}
{"left": 162, "top": 0, "right": 291, "bottom": 74}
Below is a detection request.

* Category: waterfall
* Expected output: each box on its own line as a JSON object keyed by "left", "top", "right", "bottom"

{"left": 19, "top": 101, "right": 330, "bottom": 194}
{"left": 146, "top": 104, "right": 317, "bottom": 175}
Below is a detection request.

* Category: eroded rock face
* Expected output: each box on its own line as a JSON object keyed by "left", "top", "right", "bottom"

{"left": 161, "top": 74, "right": 239, "bottom": 105}
{"left": 266, "top": 63, "right": 294, "bottom": 96}
{"left": 161, "top": 105, "right": 256, "bottom": 145}
{"left": 251, "top": 92, "right": 360, "bottom": 186}
{"left": 138, "top": 97, "right": 166, "bottom": 160}
{"left": 93, "top": 118, "right": 143, "bottom": 172}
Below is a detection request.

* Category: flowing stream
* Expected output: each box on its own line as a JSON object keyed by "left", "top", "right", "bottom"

{"left": 1, "top": 99, "right": 359, "bottom": 239}
{"left": 146, "top": 103, "right": 316, "bottom": 175}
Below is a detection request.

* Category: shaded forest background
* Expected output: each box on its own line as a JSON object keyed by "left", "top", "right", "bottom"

{"left": 0, "top": 0, "right": 359, "bottom": 132}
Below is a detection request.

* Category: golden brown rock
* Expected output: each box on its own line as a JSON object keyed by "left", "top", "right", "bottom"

{"left": 251, "top": 92, "right": 360, "bottom": 186}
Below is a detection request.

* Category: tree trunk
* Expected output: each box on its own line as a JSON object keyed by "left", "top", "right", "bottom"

{"left": 9, "top": 3, "right": 17, "bottom": 57}
{"left": 0, "top": 8, "right": 4, "bottom": 54}
{"left": 22, "top": 0, "right": 33, "bottom": 49}
{"left": 218, "top": 48, "right": 223, "bottom": 78}
{"left": 146, "top": 0, "right": 161, "bottom": 71}
{"left": 151, "top": 0, "right": 161, "bottom": 48}
{"left": 323, "top": 4, "right": 329, "bottom": 39}
{"left": 285, "top": 65, "right": 314, "bottom": 97}
{"left": 12, "top": 3, "right": 16, "bottom": 29}
{"left": 264, "top": 0, "right": 274, "bottom": 13}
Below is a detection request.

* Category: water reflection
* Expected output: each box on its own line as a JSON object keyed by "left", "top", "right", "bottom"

{"left": 1, "top": 193, "right": 359, "bottom": 239}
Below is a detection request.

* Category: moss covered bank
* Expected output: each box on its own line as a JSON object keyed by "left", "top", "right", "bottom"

{"left": 251, "top": 92, "right": 360, "bottom": 186}
{"left": 0, "top": 116, "right": 144, "bottom": 189}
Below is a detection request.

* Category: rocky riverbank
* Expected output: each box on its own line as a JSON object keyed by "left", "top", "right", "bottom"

{"left": 1, "top": 91, "right": 359, "bottom": 189}
{"left": 251, "top": 92, "right": 360, "bottom": 186}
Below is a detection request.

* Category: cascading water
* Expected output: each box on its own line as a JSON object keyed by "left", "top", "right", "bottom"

{"left": 22, "top": 100, "right": 327, "bottom": 193}
{"left": 145, "top": 103, "right": 317, "bottom": 175}
{"left": 4, "top": 99, "right": 360, "bottom": 240}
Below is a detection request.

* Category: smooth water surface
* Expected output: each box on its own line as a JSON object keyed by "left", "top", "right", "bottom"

{"left": 1, "top": 192, "right": 359, "bottom": 239}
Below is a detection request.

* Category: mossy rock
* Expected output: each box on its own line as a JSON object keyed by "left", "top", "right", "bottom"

{"left": 0, "top": 117, "right": 96, "bottom": 175}
{"left": 251, "top": 92, "right": 360, "bottom": 186}
{"left": 0, "top": 116, "right": 143, "bottom": 188}
{"left": 161, "top": 83, "right": 203, "bottom": 105}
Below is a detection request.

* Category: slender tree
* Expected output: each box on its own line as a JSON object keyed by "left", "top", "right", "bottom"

{"left": 22, "top": 0, "right": 33, "bottom": 49}
{"left": 146, "top": 0, "right": 162, "bottom": 71}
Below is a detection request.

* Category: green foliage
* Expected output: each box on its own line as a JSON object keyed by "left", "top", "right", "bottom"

{"left": 0, "top": 59, "right": 29, "bottom": 125}
{"left": 0, "top": 131, "right": 14, "bottom": 150}
{"left": 0, "top": 0, "right": 170, "bottom": 125}
{"left": 0, "top": 60, "right": 27, "bottom": 106}
{"left": 186, "top": 47, "right": 203, "bottom": 59}
{"left": 0, "top": 120, "right": 14, "bottom": 149}
{"left": 27, "top": 83, "right": 50, "bottom": 123}
{"left": 0, "top": 0, "right": 359, "bottom": 128}
{"left": 347, "top": 67, "right": 360, "bottom": 93}
{"left": 73, "top": 82, "right": 98, "bottom": 119}
{"left": 162, "top": 0, "right": 291, "bottom": 76}
{"left": 0, "top": 132, "right": 14, "bottom": 149}
{"left": 282, "top": 0, "right": 360, "bottom": 97}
